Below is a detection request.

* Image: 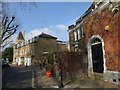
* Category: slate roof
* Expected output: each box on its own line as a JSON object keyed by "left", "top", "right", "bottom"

{"left": 17, "top": 32, "right": 25, "bottom": 40}
{"left": 39, "top": 33, "right": 57, "bottom": 39}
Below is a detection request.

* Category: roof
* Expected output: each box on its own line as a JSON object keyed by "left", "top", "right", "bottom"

{"left": 17, "top": 32, "right": 25, "bottom": 40}
{"left": 39, "top": 33, "right": 57, "bottom": 39}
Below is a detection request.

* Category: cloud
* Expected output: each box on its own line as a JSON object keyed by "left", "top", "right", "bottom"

{"left": 2, "top": 23, "right": 68, "bottom": 49}
{"left": 49, "top": 24, "right": 67, "bottom": 30}
{"left": 25, "top": 24, "right": 68, "bottom": 40}
{"left": 55, "top": 24, "right": 67, "bottom": 30}
{"left": 25, "top": 27, "right": 54, "bottom": 40}
{"left": 9, "top": 24, "right": 68, "bottom": 44}
{"left": 49, "top": 24, "right": 68, "bottom": 41}
{"left": 3, "top": 27, "right": 53, "bottom": 44}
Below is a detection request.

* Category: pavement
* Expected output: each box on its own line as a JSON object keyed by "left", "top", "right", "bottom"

{"left": 35, "top": 67, "right": 120, "bottom": 89}
{"left": 35, "top": 67, "right": 58, "bottom": 88}
{"left": 2, "top": 64, "right": 33, "bottom": 88}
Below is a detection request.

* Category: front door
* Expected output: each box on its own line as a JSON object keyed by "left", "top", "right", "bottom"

{"left": 91, "top": 43, "right": 104, "bottom": 73}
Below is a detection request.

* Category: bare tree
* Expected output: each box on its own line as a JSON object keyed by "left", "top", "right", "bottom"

{"left": 0, "top": 16, "right": 18, "bottom": 48}
{"left": 0, "top": 2, "right": 38, "bottom": 48}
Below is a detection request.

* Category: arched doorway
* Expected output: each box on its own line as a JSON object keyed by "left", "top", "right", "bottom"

{"left": 91, "top": 38, "right": 103, "bottom": 73}
{"left": 87, "top": 35, "right": 106, "bottom": 75}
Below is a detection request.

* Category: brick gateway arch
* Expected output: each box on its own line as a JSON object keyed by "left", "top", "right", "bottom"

{"left": 87, "top": 35, "right": 106, "bottom": 76}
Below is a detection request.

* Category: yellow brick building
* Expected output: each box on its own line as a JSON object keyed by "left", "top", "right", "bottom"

{"left": 13, "top": 32, "right": 59, "bottom": 66}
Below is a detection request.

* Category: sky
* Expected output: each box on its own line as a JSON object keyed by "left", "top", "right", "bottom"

{"left": 4, "top": 2, "right": 92, "bottom": 43}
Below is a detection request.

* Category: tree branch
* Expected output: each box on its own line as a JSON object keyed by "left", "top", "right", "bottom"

{"left": 2, "top": 29, "right": 17, "bottom": 42}
{"left": 1, "top": 16, "right": 18, "bottom": 44}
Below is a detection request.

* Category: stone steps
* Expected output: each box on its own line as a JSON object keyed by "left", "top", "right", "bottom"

{"left": 93, "top": 73, "right": 104, "bottom": 80}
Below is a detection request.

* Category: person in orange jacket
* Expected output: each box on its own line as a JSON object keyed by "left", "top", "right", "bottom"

{"left": 46, "top": 70, "right": 51, "bottom": 78}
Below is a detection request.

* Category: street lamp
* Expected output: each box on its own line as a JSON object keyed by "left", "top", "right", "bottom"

{"left": 57, "top": 43, "right": 64, "bottom": 88}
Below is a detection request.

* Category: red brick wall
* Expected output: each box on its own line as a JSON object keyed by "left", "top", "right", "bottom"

{"left": 83, "top": 7, "right": 120, "bottom": 72}
{"left": 57, "top": 52, "right": 88, "bottom": 79}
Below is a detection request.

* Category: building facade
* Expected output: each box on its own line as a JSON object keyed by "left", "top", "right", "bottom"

{"left": 57, "top": 40, "right": 69, "bottom": 52}
{"left": 13, "top": 32, "right": 59, "bottom": 66}
{"left": 68, "top": 1, "right": 120, "bottom": 84}
{"left": 13, "top": 32, "right": 68, "bottom": 66}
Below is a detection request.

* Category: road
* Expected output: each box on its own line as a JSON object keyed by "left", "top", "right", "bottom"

{"left": 2, "top": 65, "right": 33, "bottom": 88}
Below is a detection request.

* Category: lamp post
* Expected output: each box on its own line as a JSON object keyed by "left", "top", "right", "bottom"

{"left": 57, "top": 43, "right": 64, "bottom": 88}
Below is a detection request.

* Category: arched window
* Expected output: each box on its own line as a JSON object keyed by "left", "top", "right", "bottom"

{"left": 91, "top": 38, "right": 101, "bottom": 45}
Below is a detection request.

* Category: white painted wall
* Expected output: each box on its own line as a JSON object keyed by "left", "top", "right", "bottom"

{"left": 16, "top": 58, "right": 19, "bottom": 65}
{"left": 24, "top": 58, "right": 31, "bottom": 66}
{"left": 24, "top": 58, "right": 27, "bottom": 66}
{"left": 27, "top": 58, "right": 31, "bottom": 66}
{"left": 18, "top": 58, "right": 21, "bottom": 65}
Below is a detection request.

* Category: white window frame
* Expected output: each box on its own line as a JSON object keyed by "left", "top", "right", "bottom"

{"left": 77, "top": 29, "right": 81, "bottom": 39}
{"left": 74, "top": 31, "right": 77, "bottom": 41}
{"left": 81, "top": 26, "right": 84, "bottom": 37}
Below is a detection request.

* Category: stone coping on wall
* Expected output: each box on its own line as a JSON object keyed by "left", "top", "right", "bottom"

{"left": 104, "top": 70, "right": 120, "bottom": 85}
